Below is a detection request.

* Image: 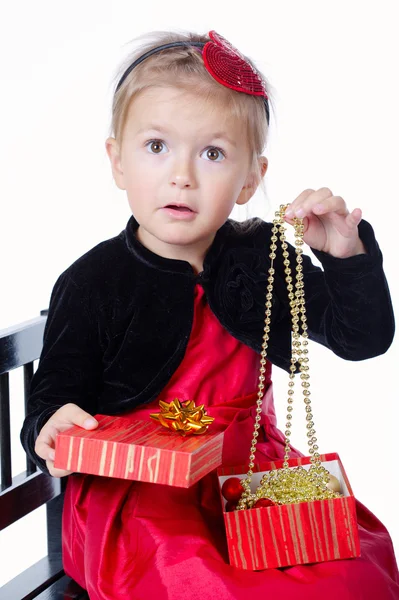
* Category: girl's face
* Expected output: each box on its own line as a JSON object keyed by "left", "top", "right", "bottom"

{"left": 106, "top": 85, "right": 267, "bottom": 272}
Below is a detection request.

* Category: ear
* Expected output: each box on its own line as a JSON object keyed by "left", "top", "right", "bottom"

{"left": 105, "top": 137, "right": 126, "bottom": 190}
{"left": 236, "top": 156, "right": 268, "bottom": 206}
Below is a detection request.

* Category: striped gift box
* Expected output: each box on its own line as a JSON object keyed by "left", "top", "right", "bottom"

{"left": 54, "top": 414, "right": 224, "bottom": 487}
{"left": 218, "top": 453, "right": 360, "bottom": 570}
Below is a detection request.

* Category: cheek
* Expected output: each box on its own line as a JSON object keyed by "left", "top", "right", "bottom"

{"left": 124, "top": 161, "right": 158, "bottom": 191}
{"left": 207, "top": 174, "right": 243, "bottom": 202}
{"left": 200, "top": 160, "right": 245, "bottom": 188}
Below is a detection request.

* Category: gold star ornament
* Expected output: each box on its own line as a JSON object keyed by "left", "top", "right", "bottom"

{"left": 150, "top": 398, "right": 214, "bottom": 435}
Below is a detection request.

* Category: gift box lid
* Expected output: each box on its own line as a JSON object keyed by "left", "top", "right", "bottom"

{"left": 54, "top": 414, "right": 224, "bottom": 487}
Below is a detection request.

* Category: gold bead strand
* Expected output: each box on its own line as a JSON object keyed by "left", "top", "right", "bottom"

{"left": 237, "top": 221, "right": 280, "bottom": 510}
{"left": 236, "top": 204, "right": 342, "bottom": 509}
{"left": 276, "top": 214, "right": 301, "bottom": 469}
{"left": 292, "top": 217, "right": 321, "bottom": 471}
{"left": 287, "top": 217, "right": 331, "bottom": 490}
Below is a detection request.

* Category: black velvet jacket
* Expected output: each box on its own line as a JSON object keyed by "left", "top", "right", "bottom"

{"left": 20, "top": 215, "right": 395, "bottom": 475}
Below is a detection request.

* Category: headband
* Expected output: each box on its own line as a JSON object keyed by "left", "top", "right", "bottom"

{"left": 115, "top": 30, "right": 270, "bottom": 125}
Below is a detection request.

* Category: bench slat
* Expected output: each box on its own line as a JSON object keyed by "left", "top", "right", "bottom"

{"left": 23, "top": 362, "right": 37, "bottom": 475}
{"left": 0, "top": 555, "right": 63, "bottom": 600}
{"left": 0, "top": 471, "right": 61, "bottom": 530}
{"left": 0, "top": 315, "right": 47, "bottom": 374}
{"left": 35, "top": 575, "right": 88, "bottom": 599}
{"left": 0, "top": 372, "right": 12, "bottom": 490}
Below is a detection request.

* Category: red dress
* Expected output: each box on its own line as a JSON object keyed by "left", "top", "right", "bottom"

{"left": 62, "top": 284, "right": 399, "bottom": 599}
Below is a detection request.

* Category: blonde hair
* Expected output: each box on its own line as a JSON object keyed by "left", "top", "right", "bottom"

{"left": 108, "top": 30, "right": 276, "bottom": 199}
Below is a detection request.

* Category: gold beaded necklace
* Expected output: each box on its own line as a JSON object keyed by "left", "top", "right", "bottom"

{"left": 237, "top": 205, "right": 343, "bottom": 510}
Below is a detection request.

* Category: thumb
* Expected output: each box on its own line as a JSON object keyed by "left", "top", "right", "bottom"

{"left": 82, "top": 415, "right": 99, "bottom": 429}
{"left": 61, "top": 403, "right": 99, "bottom": 430}
{"left": 80, "top": 411, "right": 99, "bottom": 429}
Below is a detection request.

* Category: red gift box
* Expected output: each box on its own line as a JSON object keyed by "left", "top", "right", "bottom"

{"left": 54, "top": 414, "right": 223, "bottom": 488}
{"left": 218, "top": 452, "right": 360, "bottom": 570}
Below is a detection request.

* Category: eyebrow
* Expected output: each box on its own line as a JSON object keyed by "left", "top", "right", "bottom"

{"left": 135, "top": 124, "right": 237, "bottom": 148}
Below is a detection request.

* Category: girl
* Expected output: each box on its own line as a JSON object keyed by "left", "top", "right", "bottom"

{"left": 21, "top": 30, "right": 398, "bottom": 599}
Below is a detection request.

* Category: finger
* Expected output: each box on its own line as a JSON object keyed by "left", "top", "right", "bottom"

{"left": 35, "top": 426, "right": 57, "bottom": 461}
{"left": 292, "top": 195, "right": 346, "bottom": 219}
{"left": 287, "top": 187, "right": 340, "bottom": 218}
{"left": 46, "top": 458, "right": 73, "bottom": 478}
{"left": 345, "top": 207, "right": 362, "bottom": 228}
{"left": 285, "top": 189, "right": 315, "bottom": 217}
{"left": 284, "top": 214, "right": 295, "bottom": 226}
{"left": 51, "top": 403, "right": 98, "bottom": 430}
{"left": 320, "top": 209, "right": 361, "bottom": 239}
{"left": 312, "top": 195, "right": 348, "bottom": 217}
{"left": 286, "top": 187, "right": 330, "bottom": 217}
{"left": 284, "top": 214, "right": 310, "bottom": 234}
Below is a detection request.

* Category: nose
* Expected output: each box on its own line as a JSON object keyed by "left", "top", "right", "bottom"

{"left": 170, "top": 154, "right": 196, "bottom": 189}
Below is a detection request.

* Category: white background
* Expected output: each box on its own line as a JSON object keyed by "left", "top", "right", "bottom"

{"left": 0, "top": 0, "right": 398, "bottom": 588}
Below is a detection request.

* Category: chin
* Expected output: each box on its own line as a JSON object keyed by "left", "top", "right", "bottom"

{"left": 161, "top": 233, "right": 201, "bottom": 247}
{"left": 140, "top": 220, "right": 212, "bottom": 249}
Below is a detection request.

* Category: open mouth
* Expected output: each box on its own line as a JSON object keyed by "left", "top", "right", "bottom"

{"left": 164, "top": 205, "right": 194, "bottom": 212}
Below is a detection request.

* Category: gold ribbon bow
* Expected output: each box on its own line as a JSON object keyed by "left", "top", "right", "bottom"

{"left": 150, "top": 398, "right": 214, "bottom": 435}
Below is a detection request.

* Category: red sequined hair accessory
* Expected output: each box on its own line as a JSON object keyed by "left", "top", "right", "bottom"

{"left": 202, "top": 31, "right": 268, "bottom": 100}
{"left": 115, "top": 30, "right": 270, "bottom": 124}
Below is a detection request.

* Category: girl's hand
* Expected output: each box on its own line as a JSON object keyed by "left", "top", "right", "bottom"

{"left": 284, "top": 188, "right": 367, "bottom": 258}
{"left": 34, "top": 403, "right": 98, "bottom": 477}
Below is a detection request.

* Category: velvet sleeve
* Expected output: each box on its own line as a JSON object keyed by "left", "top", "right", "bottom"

{"left": 19, "top": 271, "right": 103, "bottom": 475}
{"left": 278, "top": 218, "right": 395, "bottom": 361}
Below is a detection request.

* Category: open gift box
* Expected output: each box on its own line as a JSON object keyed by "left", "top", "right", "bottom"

{"left": 218, "top": 452, "right": 360, "bottom": 570}
{"left": 54, "top": 414, "right": 224, "bottom": 488}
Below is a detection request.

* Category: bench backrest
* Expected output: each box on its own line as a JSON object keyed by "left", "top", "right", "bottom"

{"left": 0, "top": 310, "right": 64, "bottom": 522}
{"left": 0, "top": 310, "right": 70, "bottom": 596}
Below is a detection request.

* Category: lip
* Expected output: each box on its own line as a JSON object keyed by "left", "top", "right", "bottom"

{"left": 163, "top": 202, "right": 196, "bottom": 211}
{"left": 161, "top": 206, "right": 197, "bottom": 220}
{"left": 160, "top": 203, "right": 197, "bottom": 220}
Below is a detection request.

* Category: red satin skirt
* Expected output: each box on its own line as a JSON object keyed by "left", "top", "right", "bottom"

{"left": 62, "top": 285, "right": 399, "bottom": 599}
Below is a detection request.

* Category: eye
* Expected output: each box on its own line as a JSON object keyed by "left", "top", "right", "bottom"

{"left": 145, "top": 140, "right": 167, "bottom": 154}
{"left": 144, "top": 140, "right": 226, "bottom": 161}
{"left": 201, "top": 147, "right": 226, "bottom": 162}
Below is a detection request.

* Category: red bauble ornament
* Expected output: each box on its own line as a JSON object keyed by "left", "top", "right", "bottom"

{"left": 221, "top": 477, "right": 244, "bottom": 503}
{"left": 225, "top": 501, "right": 238, "bottom": 512}
{"left": 252, "top": 498, "right": 276, "bottom": 509}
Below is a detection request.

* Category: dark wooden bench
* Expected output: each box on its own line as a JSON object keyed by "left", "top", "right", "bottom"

{"left": 0, "top": 311, "right": 88, "bottom": 599}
